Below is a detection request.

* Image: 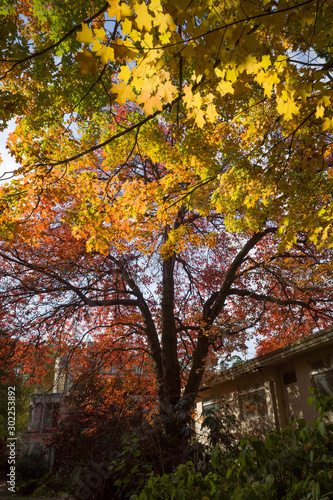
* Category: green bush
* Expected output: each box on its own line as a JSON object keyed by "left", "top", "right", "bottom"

{"left": 17, "top": 478, "right": 40, "bottom": 496}
{"left": 32, "top": 483, "right": 54, "bottom": 497}
{"left": 130, "top": 455, "right": 223, "bottom": 500}
{"left": 16, "top": 450, "right": 49, "bottom": 483}
{"left": 131, "top": 394, "right": 333, "bottom": 500}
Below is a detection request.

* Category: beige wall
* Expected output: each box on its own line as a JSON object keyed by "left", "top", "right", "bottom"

{"left": 196, "top": 342, "right": 333, "bottom": 439}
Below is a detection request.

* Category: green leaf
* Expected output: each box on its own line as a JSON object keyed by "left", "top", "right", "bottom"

{"left": 265, "top": 474, "right": 275, "bottom": 488}
{"left": 318, "top": 421, "right": 325, "bottom": 437}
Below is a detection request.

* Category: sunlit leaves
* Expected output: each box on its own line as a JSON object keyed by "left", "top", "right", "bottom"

{"left": 71, "top": 0, "right": 333, "bottom": 152}
{"left": 276, "top": 94, "right": 299, "bottom": 121}
{"left": 2, "top": 0, "right": 333, "bottom": 253}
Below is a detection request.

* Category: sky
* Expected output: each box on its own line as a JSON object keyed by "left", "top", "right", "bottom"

{"left": 0, "top": 119, "right": 18, "bottom": 184}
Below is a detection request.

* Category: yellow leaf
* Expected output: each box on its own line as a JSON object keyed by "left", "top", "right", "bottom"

{"left": 217, "top": 80, "right": 234, "bottom": 96}
{"left": 316, "top": 104, "right": 325, "bottom": 119}
{"left": 112, "top": 82, "right": 136, "bottom": 104}
{"left": 75, "top": 50, "right": 97, "bottom": 78}
{"left": 206, "top": 104, "right": 218, "bottom": 123}
{"left": 276, "top": 96, "right": 299, "bottom": 120}
{"left": 120, "top": 3, "right": 133, "bottom": 17}
{"left": 275, "top": 55, "right": 288, "bottom": 73}
{"left": 205, "top": 93, "right": 214, "bottom": 105}
{"left": 214, "top": 67, "right": 225, "bottom": 79}
{"left": 326, "top": 235, "right": 333, "bottom": 249}
{"left": 323, "top": 117, "right": 333, "bottom": 132}
{"left": 94, "top": 27, "right": 106, "bottom": 40}
{"left": 260, "top": 55, "right": 271, "bottom": 70}
{"left": 319, "top": 95, "right": 331, "bottom": 107}
{"left": 108, "top": 1, "right": 121, "bottom": 21}
{"left": 144, "top": 32, "right": 154, "bottom": 47}
{"left": 149, "top": 0, "right": 163, "bottom": 14}
{"left": 92, "top": 39, "right": 103, "bottom": 53}
{"left": 259, "top": 69, "right": 279, "bottom": 97}
{"left": 98, "top": 46, "right": 115, "bottom": 65}
{"left": 118, "top": 64, "right": 132, "bottom": 83}
{"left": 155, "top": 12, "right": 176, "bottom": 33}
{"left": 226, "top": 66, "right": 238, "bottom": 83}
{"left": 193, "top": 92, "right": 202, "bottom": 110}
{"left": 122, "top": 18, "right": 133, "bottom": 36}
{"left": 195, "top": 109, "right": 205, "bottom": 128}
{"left": 141, "top": 92, "right": 163, "bottom": 114}
{"left": 76, "top": 23, "right": 94, "bottom": 45}
{"left": 158, "top": 79, "right": 178, "bottom": 102}
{"left": 113, "top": 42, "right": 138, "bottom": 60}
{"left": 242, "top": 55, "right": 259, "bottom": 74}
{"left": 182, "top": 85, "right": 194, "bottom": 109}
{"left": 135, "top": 2, "right": 153, "bottom": 30}
{"left": 159, "top": 31, "right": 172, "bottom": 44}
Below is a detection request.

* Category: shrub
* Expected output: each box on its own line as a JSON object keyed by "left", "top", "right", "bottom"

{"left": 132, "top": 394, "right": 333, "bottom": 500}
{"left": 16, "top": 450, "right": 49, "bottom": 483}
{"left": 17, "top": 478, "right": 40, "bottom": 496}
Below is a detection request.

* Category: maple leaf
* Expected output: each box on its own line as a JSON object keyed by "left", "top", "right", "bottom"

{"left": 94, "top": 27, "right": 105, "bottom": 40}
{"left": 112, "top": 82, "right": 136, "bottom": 104}
{"left": 206, "top": 104, "right": 218, "bottom": 123}
{"left": 75, "top": 50, "right": 97, "bottom": 78}
{"left": 98, "top": 46, "right": 115, "bottom": 65}
{"left": 120, "top": 3, "right": 133, "bottom": 17}
{"left": 226, "top": 66, "right": 239, "bottom": 83}
{"left": 260, "top": 55, "right": 271, "bottom": 70}
{"left": 135, "top": 2, "right": 153, "bottom": 30}
{"left": 122, "top": 18, "right": 133, "bottom": 37}
{"left": 276, "top": 97, "right": 299, "bottom": 121}
{"left": 316, "top": 104, "right": 325, "bottom": 119}
{"left": 156, "top": 12, "right": 176, "bottom": 33}
{"left": 118, "top": 64, "right": 132, "bottom": 83}
{"left": 158, "top": 79, "right": 178, "bottom": 102}
{"left": 76, "top": 23, "right": 94, "bottom": 45}
{"left": 182, "top": 85, "right": 194, "bottom": 109}
{"left": 108, "top": 1, "right": 121, "bottom": 21}
{"left": 323, "top": 117, "right": 333, "bottom": 132}
{"left": 259, "top": 69, "right": 280, "bottom": 97}
{"left": 217, "top": 80, "right": 234, "bottom": 96}
{"left": 140, "top": 92, "right": 163, "bottom": 114}
{"left": 195, "top": 109, "right": 205, "bottom": 128}
{"left": 113, "top": 43, "right": 138, "bottom": 60}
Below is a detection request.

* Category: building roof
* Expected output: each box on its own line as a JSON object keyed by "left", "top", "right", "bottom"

{"left": 200, "top": 326, "right": 333, "bottom": 392}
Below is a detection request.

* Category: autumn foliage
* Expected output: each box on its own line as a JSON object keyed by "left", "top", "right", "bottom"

{"left": 1, "top": 0, "right": 333, "bottom": 456}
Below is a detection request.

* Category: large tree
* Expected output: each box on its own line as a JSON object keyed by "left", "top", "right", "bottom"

{"left": 1, "top": 0, "right": 333, "bottom": 453}
{"left": 0, "top": 117, "right": 333, "bottom": 449}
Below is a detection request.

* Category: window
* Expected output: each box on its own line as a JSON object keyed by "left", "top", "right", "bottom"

{"left": 31, "top": 403, "right": 43, "bottom": 430}
{"left": 203, "top": 396, "right": 220, "bottom": 413}
{"left": 283, "top": 370, "right": 297, "bottom": 385}
{"left": 42, "top": 403, "right": 59, "bottom": 429}
{"left": 311, "top": 356, "right": 331, "bottom": 371}
{"left": 311, "top": 356, "right": 333, "bottom": 397}
{"left": 239, "top": 383, "right": 268, "bottom": 420}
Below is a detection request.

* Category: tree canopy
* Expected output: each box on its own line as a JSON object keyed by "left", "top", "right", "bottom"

{"left": 0, "top": 0, "right": 333, "bottom": 248}
{"left": 1, "top": 0, "right": 333, "bottom": 448}
{"left": 1, "top": 126, "right": 333, "bottom": 423}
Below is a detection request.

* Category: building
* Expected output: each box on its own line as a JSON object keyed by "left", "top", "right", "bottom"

{"left": 196, "top": 326, "right": 333, "bottom": 438}
{"left": 18, "top": 357, "right": 72, "bottom": 466}
{"left": 18, "top": 352, "right": 149, "bottom": 466}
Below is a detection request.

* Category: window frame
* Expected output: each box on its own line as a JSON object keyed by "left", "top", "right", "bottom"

{"left": 238, "top": 382, "right": 268, "bottom": 421}
{"left": 310, "top": 355, "right": 333, "bottom": 397}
